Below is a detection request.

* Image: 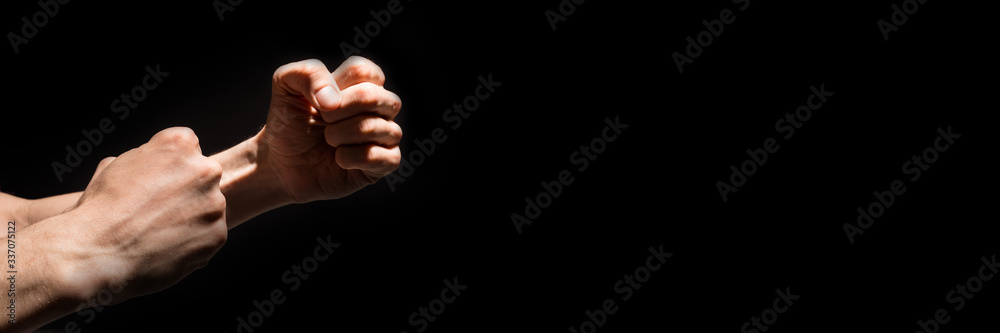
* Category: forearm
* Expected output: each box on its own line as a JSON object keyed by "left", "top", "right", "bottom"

{"left": 0, "top": 193, "right": 26, "bottom": 225}
{"left": 1, "top": 192, "right": 82, "bottom": 228}
{"left": 23, "top": 193, "right": 82, "bottom": 226}
{"left": 212, "top": 129, "right": 292, "bottom": 229}
{"left": 6, "top": 128, "right": 292, "bottom": 231}
{"left": 0, "top": 218, "right": 81, "bottom": 333}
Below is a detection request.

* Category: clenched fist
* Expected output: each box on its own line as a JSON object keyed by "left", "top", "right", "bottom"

{"left": 264, "top": 57, "right": 403, "bottom": 202}
{"left": 47, "top": 127, "right": 228, "bottom": 303}
{"left": 214, "top": 57, "right": 403, "bottom": 226}
{"left": 0, "top": 57, "right": 405, "bottom": 332}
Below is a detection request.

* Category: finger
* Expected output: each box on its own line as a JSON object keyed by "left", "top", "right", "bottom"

{"left": 334, "top": 144, "right": 401, "bottom": 177}
{"left": 195, "top": 157, "right": 225, "bottom": 195}
{"left": 150, "top": 127, "right": 203, "bottom": 155}
{"left": 324, "top": 115, "right": 402, "bottom": 148}
{"left": 332, "top": 56, "right": 386, "bottom": 88}
{"left": 272, "top": 59, "right": 342, "bottom": 112}
{"left": 319, "top": 82, "right": 401, "bottom": 123}
{"left": 89, "top": 156, "right": 117, "bottom": 183}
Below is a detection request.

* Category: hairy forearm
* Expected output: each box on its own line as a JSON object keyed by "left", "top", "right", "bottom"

{"left": 0, "top": 217, "right": 80, "bottom": 333}
{"left": 212, "top": 129, "right": 291, "bottom": 229}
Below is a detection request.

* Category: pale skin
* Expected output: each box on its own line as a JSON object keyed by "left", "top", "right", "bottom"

{"left": 0, "top": 57, "right": 402, "bottom": 332}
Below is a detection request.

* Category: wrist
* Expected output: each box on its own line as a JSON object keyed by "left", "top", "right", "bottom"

{"left": 31, "top": 210, "right": 113, "bottom": 305}
{"left": 0, "top": 193, "right": 29, "bottom": 226}
{"left": 212, "top": 129, "right": 292, "bottom": 228}
{"left": 7, "top": 218, "right": 99, "bottom": 330}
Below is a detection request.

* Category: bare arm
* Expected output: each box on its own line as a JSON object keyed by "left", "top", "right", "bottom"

{"left": 15, "top": 192, "right": 81, "bottom": 225}
{"left": 0, "top": 56, "right": 402, "bottom": 331}
{"left": 0, "top": 128, "right": 228, "bottom": 333}
{"left": 1, "top": 214, "right": 88, "bottom": 332}
{"left": 3, "top": 135, "right": 281, "bottom": 230}
{"left": 1, "top": 190, "right": 80, "bottom": 228}
{"left": 1, "top": 157, "right": 115, "bottom": 228}
{"left": 0, "top": 139, "right": 277, "bottom": 231}
{"left": 8, "top": 57, "right": 400, "bottom": 232}
{"left": 210, "top": 129, "right": 291, "bottom": 229}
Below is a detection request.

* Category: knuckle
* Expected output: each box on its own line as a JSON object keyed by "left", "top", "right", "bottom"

{"left": 207, "top": 159, "right": 224, "bottom": 177}
{"left": 390, "top": 96, "right": 402, "bottom": 114}
{"left": 195, "top": 158, "right": 223, "bottom": 181}
{"left": 386, "top": 150, "right": 401, "bottom": 169}
{"left": 358, "top": 117, "right": 379, "bottom": 135}
{"left": 274, "top": 59, "right": 326, "bottom": 83}
{"left": 345, "top": 55, "right": 370, "bottom": 64}
{"left": 344, "top": 57, "right": 384, "bottom": 83}
{"left": 373, "top": 147, "right": 400, "bottom": 169}
{"left": 197, "top": 195, "right": 227, "bottom": 249}
{"left": 346, "top": 63, "right": 371, "bottom": 80}
{"left": 388, "top": 121, "right": 403, "bottom": 142}
{"left": 371, "top": 150, "right": 402, "bottom": 179}
{"left": 209, "top": 190, "right": 227, "bottom": 212}
{"left": 273, "top": 63, "right": 293, "bottom": 81}
{"left": 393, "top": 124, "right": 404, "bottom": 142}
{"left": 365, "top": 148, "right": 385, "bottom": 168}
{"left": 159, "top": 127, "right": 199, "bottom": 148}
{"left": 206, "top": 159, "right": 223, "bottom": 177}
{"left": 309, "top": 71, "right": 333, "bottom": 91}
{"left": 352, "top": 84, "right": 380, "bottom": 106}
{"left": 299, "top": 58, "right": 324, "bottom": 69}
{"left": 209, "top": 221, "right": 228, "bottom": 248}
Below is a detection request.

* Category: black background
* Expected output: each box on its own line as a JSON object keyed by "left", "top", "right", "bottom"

{"left": 0, "top": 0, "right": 995, "bottom": 332}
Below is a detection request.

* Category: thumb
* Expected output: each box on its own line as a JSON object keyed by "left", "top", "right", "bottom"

{"left": 90, "top": 156, "right": 116, "bottom": 184}
{"left": 272, "top": 59, "right": 342, "bottom": 116}
{"left": 73, "top": 156, "right": 116, "bottom": 210}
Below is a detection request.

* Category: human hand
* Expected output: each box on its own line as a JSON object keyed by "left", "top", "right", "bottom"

{"left": 40, "top": 127, "right": 228, "bottom": 303}
{"left": 259, "top": 57, "right": 402, "bottom": 203}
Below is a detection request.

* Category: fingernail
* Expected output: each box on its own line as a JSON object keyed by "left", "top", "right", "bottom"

{"left": 316, "top": 85, "right": 340, "bottom": 109}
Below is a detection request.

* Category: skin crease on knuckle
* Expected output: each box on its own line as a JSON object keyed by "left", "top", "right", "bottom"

{"left": 272, "top": 60, "right": 321, "bottom": 93}
{"left": 271, "top": 67, "right": 287, "bottom": 87}
{"left": 391, "top": 98, "right": 402, "bottom": 116}
{"left": 359, "top": 117, "right": 381, "bottom": 138}
{"left": 388, "top": 148, "right": 402, "bottom": 169}
{"left": 388, "top": 121, "right": 403, "bottom": 143}
{"left": 370, "top": 147, "right": 399, "bottom": 173}
{"left": 309, "top": 70, "right": 333, "bottom": 93}
{"left": 359, "top": 149, "right": 399, "bottom": 184}
{"left": 346, "top": 61, "right": 383, "bottom": 85}
{"left": 350, "top": 83, "right": 380, "bottom": 107}
{"left": 298, "top": 59, "right": 330, "bottom": 88}
{"left": 371, "top": 119, "right": 402, "bottom": 146}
